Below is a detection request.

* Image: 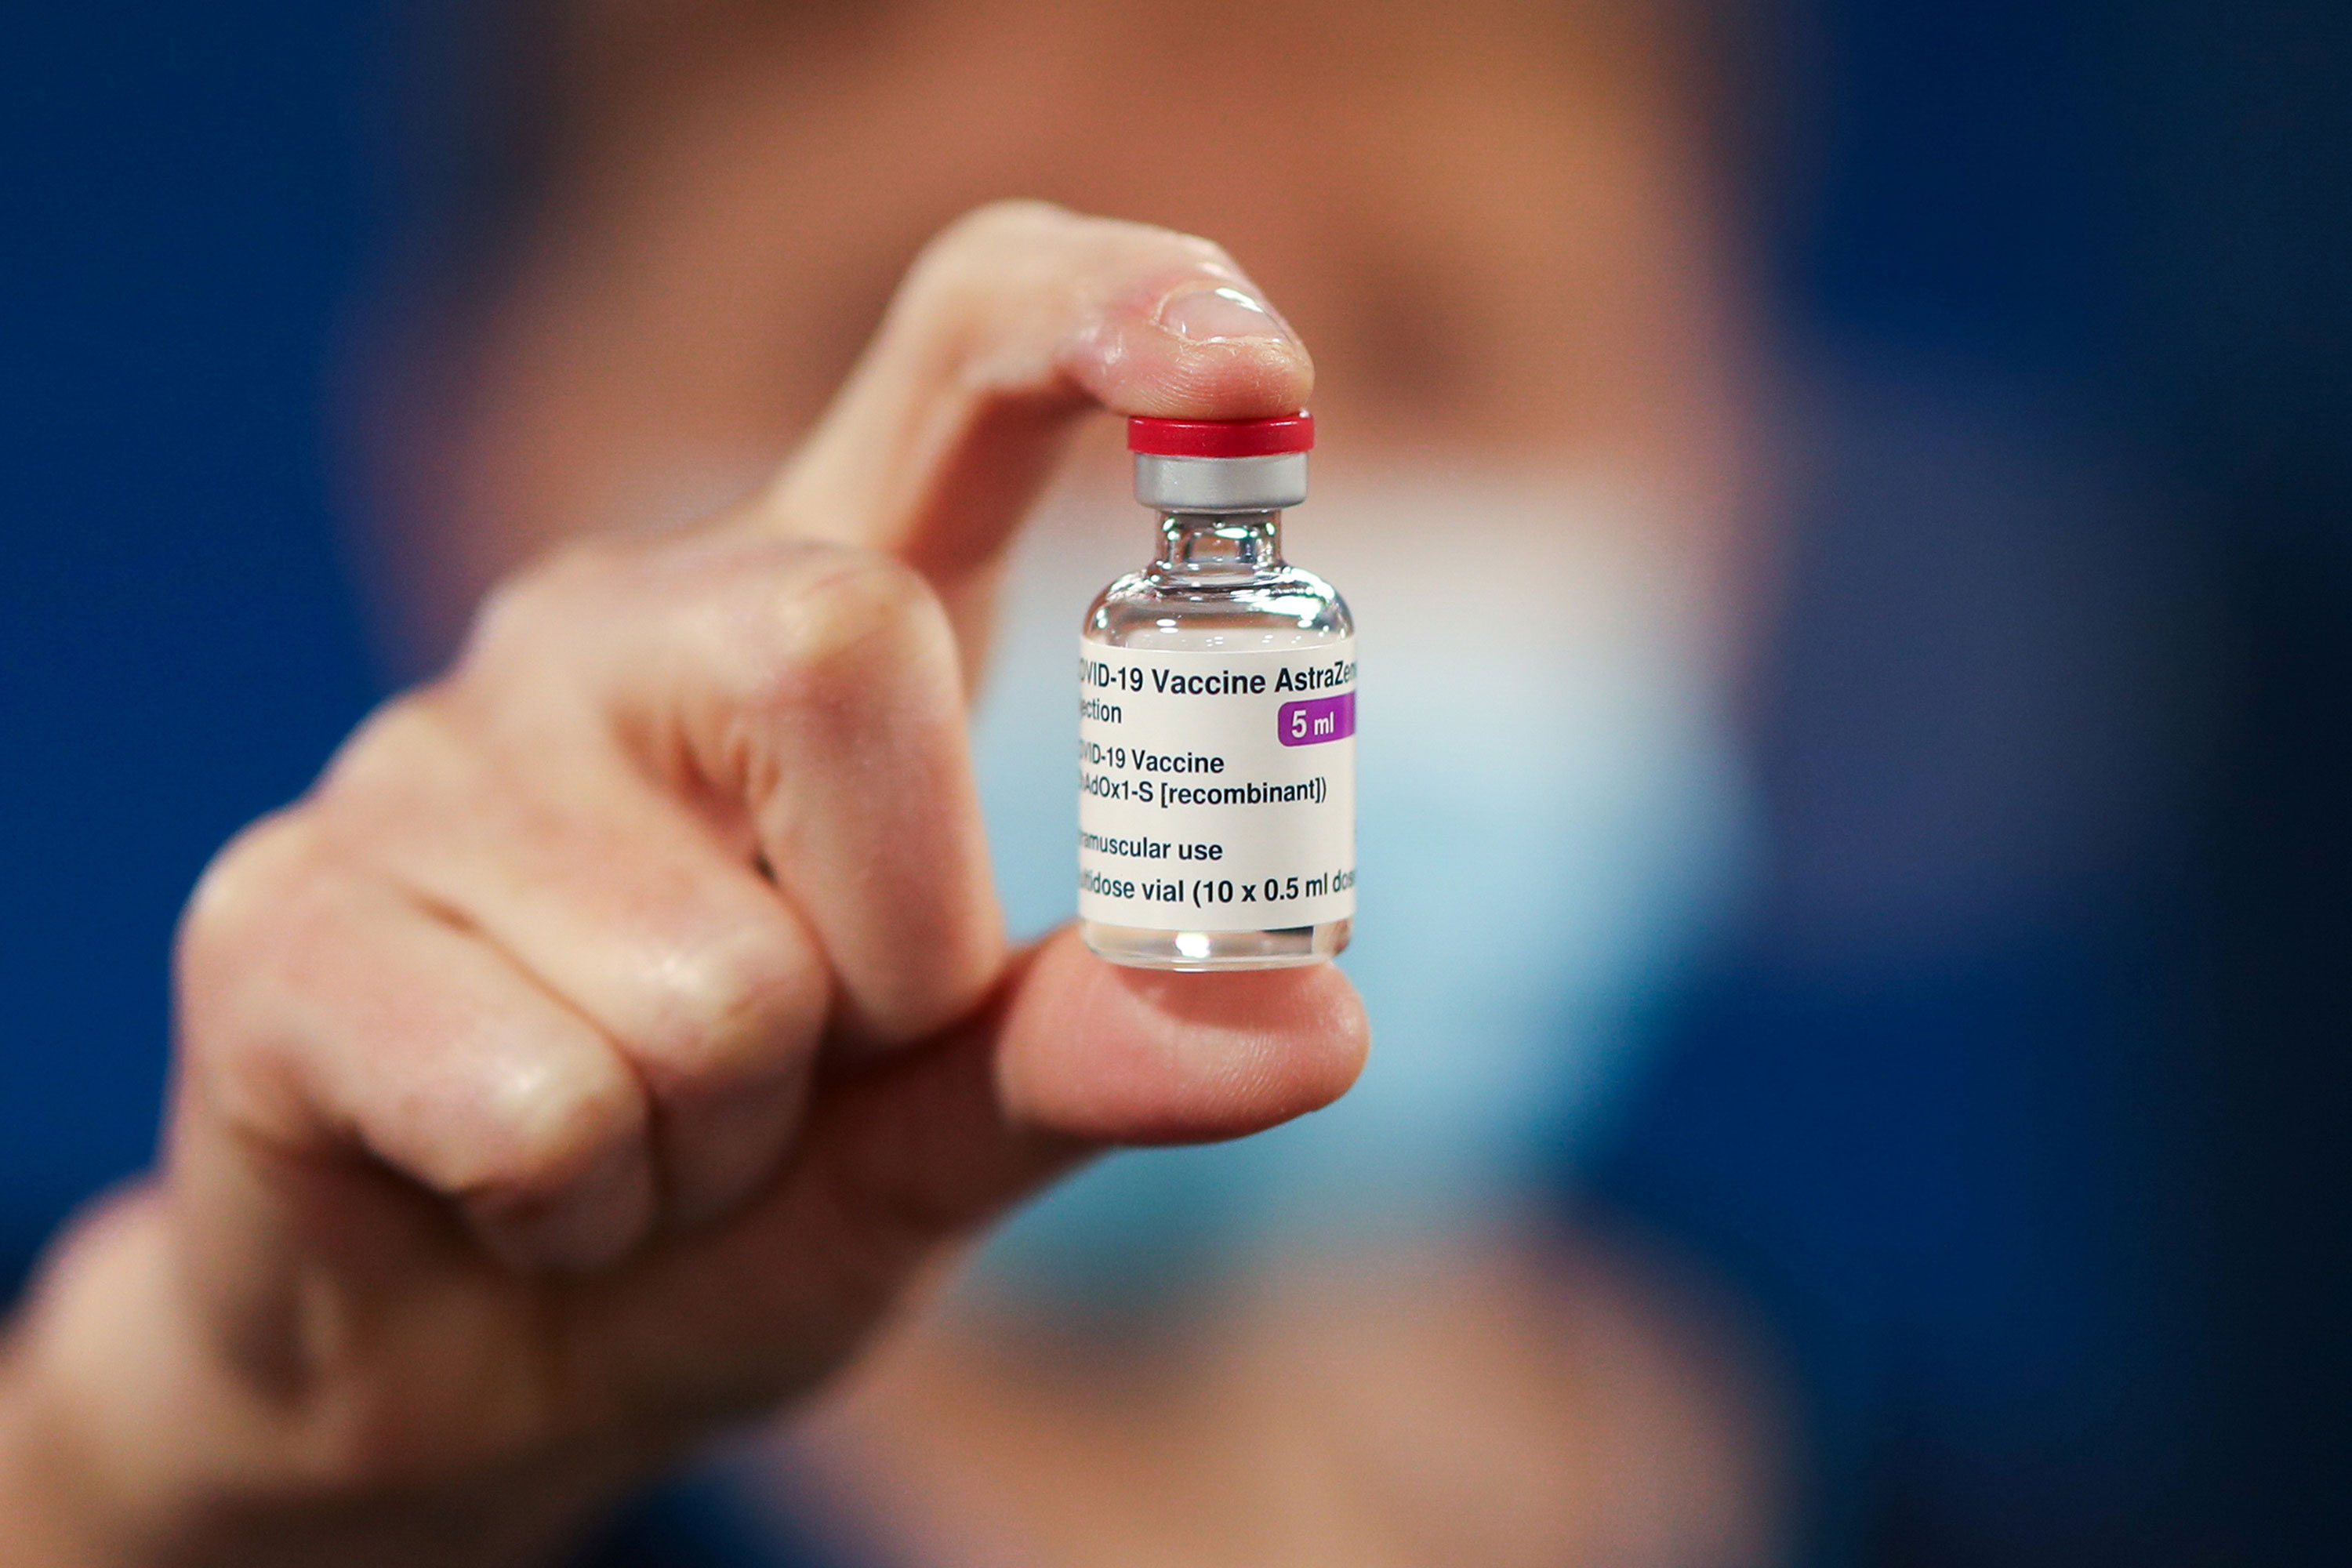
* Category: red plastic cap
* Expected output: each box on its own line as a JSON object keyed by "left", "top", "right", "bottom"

{"left": 1127, "top": 412, "right": 1314, "bottom": 459}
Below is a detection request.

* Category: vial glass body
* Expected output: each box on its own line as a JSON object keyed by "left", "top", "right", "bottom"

{"left": 1080, "top": 509, "right": 1353, "bottom": 970}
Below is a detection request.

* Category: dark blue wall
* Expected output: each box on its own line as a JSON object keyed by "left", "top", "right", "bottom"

{"left": 0, "top": 3, "right": 383, "bottom": 1281}
{"left": 1590, "top": 3, "right": 2352, "bottom": 1563}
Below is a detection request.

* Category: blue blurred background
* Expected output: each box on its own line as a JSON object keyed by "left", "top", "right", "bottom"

{"left": 0, "top": 5, "right": 383, "bottom": 1277}
{"left": 5, "top": 2, "right": 2350, "bottom": 1563}
{"left": 1592, "top": 5, "right": 2352, "bottom": 1562}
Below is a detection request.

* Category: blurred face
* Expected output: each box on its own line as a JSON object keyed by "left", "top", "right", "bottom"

{"left": 379, "top": 0, "right": 1752, "bottom": 659}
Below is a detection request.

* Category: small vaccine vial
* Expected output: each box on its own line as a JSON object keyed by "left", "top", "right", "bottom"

{"left": 1077, "top": 412, "right": 1356, "bottom": 970}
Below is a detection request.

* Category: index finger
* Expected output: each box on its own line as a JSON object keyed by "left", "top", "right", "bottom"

{"left": 753, "top": 201, "right": 1314, "bottom": 650}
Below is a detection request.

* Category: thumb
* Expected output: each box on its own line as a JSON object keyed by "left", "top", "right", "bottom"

{"left": 808, "top": 926, "right": 1370, "bottom": 1241}
{"left": 583, "top": 929, "right": 1367, "bottom": 1409}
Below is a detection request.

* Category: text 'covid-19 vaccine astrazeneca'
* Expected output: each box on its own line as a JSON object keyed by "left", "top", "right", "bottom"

{"left": 1078, "top": 412, "right": 1355, "bottom": 970}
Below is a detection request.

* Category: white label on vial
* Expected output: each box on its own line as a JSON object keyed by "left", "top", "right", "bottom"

{"left": 1077, "top": 638, "right": 1356, "bottom": 932}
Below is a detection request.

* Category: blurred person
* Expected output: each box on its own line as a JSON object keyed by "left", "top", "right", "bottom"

{"left": 358, "top": 0, "right": 2352, "bottom": 1563}
{"left": 3, "top": 0, "right": 1780, "bottom": 1559}
{"left": 12, "top": 2, "right": 2347, "bottom": 1567}
{"left": 358, "top": 0, "right": 1779, "bottom": 1563}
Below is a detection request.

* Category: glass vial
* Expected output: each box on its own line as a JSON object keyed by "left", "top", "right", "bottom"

{"left": 1078, "top": 413, "right": 1355, "bottom": 970}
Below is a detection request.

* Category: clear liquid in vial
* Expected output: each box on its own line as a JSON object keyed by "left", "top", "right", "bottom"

{"left": 1079, "top": 508, "right": 1352, "bottom": 971}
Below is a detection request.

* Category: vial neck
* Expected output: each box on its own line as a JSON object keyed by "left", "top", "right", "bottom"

{"left": 1154, "top": 510, "right": 1283, "bottom": 579}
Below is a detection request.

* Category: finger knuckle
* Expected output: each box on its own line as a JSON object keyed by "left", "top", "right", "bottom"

{"left": 738, "top": 546, "right": 953, "bottom": 717}
{"left": 173, "top": 816, "right": 371, "bottom": 1125}
{"left": 307, "top": 693, "right": 476, "bottom": 822}
{"left": 920, "top": 198, "right": 1072, "bottom": 272}
{"left": 177, "top": 810, "right": 322, "bottom": 991}
{"left": 634, "top": 923, "right": 826, "bottom": 1088}
{"left": 457, "top": 1050, "right": 647, "bottom": 1207}
{"left": 456, "top": 535, "right": 636, "bottom": 677}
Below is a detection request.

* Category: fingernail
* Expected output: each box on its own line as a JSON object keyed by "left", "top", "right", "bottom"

{"left": 1159, "top": 283, "right": 1289, "bottom": 343}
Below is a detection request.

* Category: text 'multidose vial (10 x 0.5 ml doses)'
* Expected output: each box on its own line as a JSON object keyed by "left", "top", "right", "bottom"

{"left": 1077, "top": 412, "right": 1356, "bottom": 971}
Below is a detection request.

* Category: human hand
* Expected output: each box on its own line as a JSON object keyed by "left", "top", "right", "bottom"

{"left": 0, "top": 204, "right": 1364, "bottom": 1567}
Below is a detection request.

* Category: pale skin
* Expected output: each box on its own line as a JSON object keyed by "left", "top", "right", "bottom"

{"left": 0, "top": 205, "right": 1367, "bottom": 1567}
